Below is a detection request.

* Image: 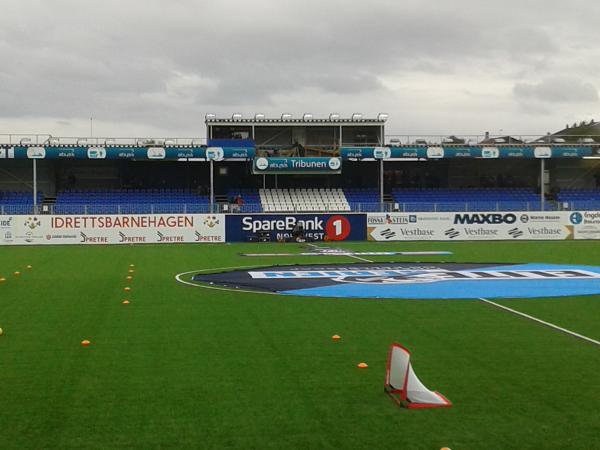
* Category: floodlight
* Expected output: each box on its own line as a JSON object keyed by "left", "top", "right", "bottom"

{"left": 329, "top": 113, "right": 340, "bottom": 121}
{"left": 165, "top": 139, "right": 175, "bottom": 146}
{"left": 302, "top": 113, "right": 313, "bottom": 121}
{"left": 205, "top": 113, "right": 216, "bottom": 120}
{"left": 254, "top": 113, "right": 265, "bottom": 120}
{"left": 47, "top": 137, "right": 60, "bottom": 145}
{"left": 232, "top": 113, "right": 243, "bottom": 120}
{"left": 281, "top": 113, "right": 292, "bottom": 121}
{"left": 351, "top": 113, "right": 363, "bottom": 121}
{"left": 20, "top": 138, "right": 31, "bottom": 145}
{"left": 104, "top": 139, "right": 116, "bottom": 145}
{"left": 377, "top": 113, "right": 389, "bottom": 122}
{"left": 137, "top": 138, "right": 154, "bottom": 146}
{"left": 77, "top": 138, "right": 88, "bottom": 145}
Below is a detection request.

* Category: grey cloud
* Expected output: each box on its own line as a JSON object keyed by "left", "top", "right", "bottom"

{"left": 505, "top": 27, "right": 557, "bottom": 58}
{"left": 1, "top": 0, "right": 600, "bottom": 135}
{"left": 513, "top": 77, "right": 599, "bottom": 103}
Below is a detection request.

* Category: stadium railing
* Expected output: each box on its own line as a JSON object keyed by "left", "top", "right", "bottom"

{"left": 0, "top": 200, "right": 573, "bottom": 215}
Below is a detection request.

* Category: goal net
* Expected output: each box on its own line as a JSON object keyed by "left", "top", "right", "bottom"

{"left": 384, "top": 343, "right": 452, "bottom": 409}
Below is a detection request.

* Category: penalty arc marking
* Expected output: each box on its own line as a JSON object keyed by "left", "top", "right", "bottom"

{"left": 175, "top": 265, "right": 281, "bottom": 296}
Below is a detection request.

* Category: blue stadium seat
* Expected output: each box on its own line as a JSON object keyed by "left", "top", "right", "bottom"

{"left": 52, "top": 190, "right": 211, "bottom": 215}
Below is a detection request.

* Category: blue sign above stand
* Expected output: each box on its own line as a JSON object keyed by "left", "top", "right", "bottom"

{"left": 0, "top": 144, "right": 596, "bottom": 161}
{"left": 0, "top": 146, "right": 256, "bottom": 161}
{"left": 252, "top": 157, "right": 342, "bottom": 174}
{"left": 340, "top": 145, "right": 595, "bottom": 160}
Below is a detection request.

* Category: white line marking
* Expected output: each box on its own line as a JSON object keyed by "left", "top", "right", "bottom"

{"left": 306, "top": 243, "right": 373, "bottom": 262}
{"left": 479, "top": 297, "right": 600, "bottom": 347}
{"left": 345, "top": 254, "right": 372, "bottom": 262}
{"left": 241, "top": 251, "right": 452, "bottom": 257}
{"left": 175, "top": 265, "right": 282, "bottom": 295}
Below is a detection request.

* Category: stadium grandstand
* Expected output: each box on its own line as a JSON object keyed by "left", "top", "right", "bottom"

{"left": 2, "top": 113, "right": 600, "bottom": 215}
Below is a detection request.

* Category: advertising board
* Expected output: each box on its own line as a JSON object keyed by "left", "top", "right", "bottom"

{"left": 0, "top": 214, "right": 225, "bottom": 245}
{"left": 365, "top": 211, "right": 597, "bottom": 241}
{"left": 225, "top": 214, "right": 366, "bottom": 242}
{"left": 252, "top": 157, "right": 342, "bottom": 174}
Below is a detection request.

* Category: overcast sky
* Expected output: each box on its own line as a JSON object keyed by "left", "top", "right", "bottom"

{"left": 1, "top": 0, "right": 599, "bottom": 139}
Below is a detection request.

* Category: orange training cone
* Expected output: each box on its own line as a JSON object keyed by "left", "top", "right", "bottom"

{"left": 14, "top": 271, "right": 21, "bottom": 276}
{"left": 26, "top": 265, "right": 32, "bottom": 269}
{"left": 124, "top": 287, "right": 131, "bottom": 292}
{"left": 126, "top": 275, "right": 133, "bottom": 280}
{"left": 129, "top": 264, "right": 135, "bottom": 268}
{"left": 357, "top": 362, "right": 368, "bottom": 369}
{"left": 128, "top": 269, "right": 134, "bottom": 273}
{"left": 332, "top": 335, "right": 341, "bottom": 341}
{"left": 81, "top": 340, "right": 91, "bottom": 347}
{"left": 0, "top": 277, "right": 6, "bottom": 283}
{"left": 122, "top": 300, "right": 130, "bottom": 305}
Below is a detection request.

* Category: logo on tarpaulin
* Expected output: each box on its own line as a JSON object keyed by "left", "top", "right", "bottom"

{"left": 570, "top": 212, "right": 583, "bottom": 225}
{"left": 454, "top": 213, "right": 517, "bottom": 225}
{"left": 255, "top": 157, "right": 269, "bottom": 170}
{"left": 508, "top": 228, "right": 524, "bottom": 238}
{"left": 328, "top": 157, "right": 341, "bottom": 170}
{"left": 444, "top": 228, "right": 460, "bottom": 239}
{"left": 24, "top": 217, "right": 41, "bottom": 230}
{"left": 191, "top": 262, "right": 600, "bottom": 300}
{"left": 0, "top": 217, "right": 13, "bottom": 228}
{"left": 203, "top": 216, "right": 220, "bottom": 228}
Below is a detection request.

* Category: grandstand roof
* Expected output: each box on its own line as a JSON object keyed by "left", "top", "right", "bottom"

{"left": 205, "top": 116, "right": 386, "bottom": 126}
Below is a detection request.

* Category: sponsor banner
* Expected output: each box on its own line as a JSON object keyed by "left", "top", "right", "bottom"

{"left": 221, "top": 147, "right": 255, "bottom": 159}
{"left": 441, "top": 147, "right": 481, "bottom": 158}
{"left": 1, "top": 145, "right": 594, "bottom": 161}
{"left": 569, "top": 211, "right": 600, "bottom": 239}
{"left": 494, "top": 147, "right": 533, "bottom": 158}
{"left": 340, "top": 146, "right": 594, "bottom": 160}
{"left": 342, "top": 147, "right": 428, "bottom": 159}
{"left": 226, "top": 214, "right": 366, "bottom": 242}
{"left": 390, "top": 147, "right": 427, "bottom": 158}
{"left": 252, "top": 157, "right": 342, "bottom": 174}
{"left": 365, "top": 211, "right": 599, "bottom": 241}
{"left": 0, "top": 214, "right": 225, "bottom": 245}
{"left": 551, "top": 146, "right": 592, "bottom": 158}
{"left": 481, "top": 147, "right": 500, "bottom": 158}
{"left": 0, "top": 146, "right": 253, "bottom": 160}
{"left": 340, "top": 147, "right": 375, "bottom": 159}
{"left": 191, "top": 262, "right": 600, "bottom": 299}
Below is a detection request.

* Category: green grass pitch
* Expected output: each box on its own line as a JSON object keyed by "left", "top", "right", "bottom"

{"left": 1, "top": 241, "right": 600, "bottom": 449}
